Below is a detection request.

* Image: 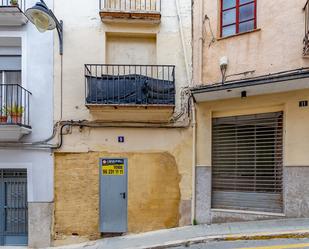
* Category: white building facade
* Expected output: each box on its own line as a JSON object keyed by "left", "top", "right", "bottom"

{"left": 0, "top": 0, "right": 54, "bottom": 247}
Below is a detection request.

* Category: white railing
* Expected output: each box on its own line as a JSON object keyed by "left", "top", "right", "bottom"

{"left": 100, "top": 0, "right": 161, "bottom": 12}
{"left": 0, "top": 0, "right": 25, "bottom": 11}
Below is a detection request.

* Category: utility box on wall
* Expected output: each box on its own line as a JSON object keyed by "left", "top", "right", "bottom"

{"left": 99, "top": 158, "right": 128, "bottom": 233}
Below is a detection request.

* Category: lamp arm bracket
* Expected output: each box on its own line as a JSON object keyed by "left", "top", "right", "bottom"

{"left": 56, "top": 20, "right": 63, "bottom": 55}
{"left": 39, "top": 0, "right": 63, "bottom": 55}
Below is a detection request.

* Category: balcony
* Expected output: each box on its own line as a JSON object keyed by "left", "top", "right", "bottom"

{"left": 0, "top": 0, "right": 27, "bottom": 26}
{"left": 99, "top": 0, "right": 161, "bottom": 24}
{"left": 0, "top": 84, "right": 31, "bottom": 142}
{"left": 85, "top": 64, "right": 175, "bottom": 122}
{"left": 304, "top": 0, "right": 309, "bottom": 55}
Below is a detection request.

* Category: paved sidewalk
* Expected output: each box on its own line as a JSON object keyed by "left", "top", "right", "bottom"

{"left": 51, "top": 218, "right": 309, "bottom": 249}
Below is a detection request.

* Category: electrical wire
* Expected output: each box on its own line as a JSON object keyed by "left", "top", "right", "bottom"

{"left": 60, "top": 54, "right": 63, "bottom": 120}
{"left": 203, "top": 15, "right": 216, "bottom": 48}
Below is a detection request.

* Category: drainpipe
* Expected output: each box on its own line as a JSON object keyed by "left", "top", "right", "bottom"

{"left": 198, "top": 0, "right": 204, "bottom": 84}
{"left": 175, "top": 0, "right": 191, "bottom": 84}
{"left": 191, "top": 97, "right": 197, "bottom": 224}
{"left": 191, "top": 0, "right": 203, "bottom": 225}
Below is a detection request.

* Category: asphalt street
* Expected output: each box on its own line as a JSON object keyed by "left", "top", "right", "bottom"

{"left": 173, "top": 238, "right": 309, "bottom": 249}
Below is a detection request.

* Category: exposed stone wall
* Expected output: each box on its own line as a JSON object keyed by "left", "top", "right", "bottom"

{"left": 195, "top": 165, "right": 285, "bottom": 224}
{"left": 54, "top": 153, "right": 100, "bottom": 240}
{"left": 195, "top": 165, "right": 309, "bottom": 224}
{"left": 284, "top": 166, "right": 309, "bottom": 218}
{"left": 28, "top": 202, "right": 53, "bottom": 248}
{"left": 128, "top": 153, "right": 180, "bottom": 232}
{"left": 210, "top": 211, "right": 283, "bottom": 223}
{"left": 195, "top": 166, "right": 211, "bottom": 224}
{"left": 54, "top": 152, "right": 181, "bottom": 240}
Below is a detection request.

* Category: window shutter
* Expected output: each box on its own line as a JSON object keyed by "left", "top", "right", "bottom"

{"left": 212, "top": 112, "right": 283, "bottom": 213}
{"left": 0, "top": 56, "right": 21, "bottom": 71}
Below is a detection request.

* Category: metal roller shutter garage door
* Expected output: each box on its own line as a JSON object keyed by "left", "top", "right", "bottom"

{"left": 212, "top": 112, "right": 283, "bottom": 213}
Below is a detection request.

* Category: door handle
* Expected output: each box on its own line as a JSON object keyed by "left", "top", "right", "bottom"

{"left": 120, "top": 192, "right": 126, "bottom": 199}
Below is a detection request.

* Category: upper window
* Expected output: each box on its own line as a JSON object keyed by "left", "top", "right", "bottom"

{"left": 221, "top": 0, "right": 257, "bottom": 38}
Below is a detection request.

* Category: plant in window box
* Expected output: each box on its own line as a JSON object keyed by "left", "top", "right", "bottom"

{"left": 0, "top": 106, "right": 8, "bottom": 123}
{"left": 10, "top": 0, "right": 19, "bottom": 6}
{"left": 7, "top": 105, "right": 24, "bottom": 124}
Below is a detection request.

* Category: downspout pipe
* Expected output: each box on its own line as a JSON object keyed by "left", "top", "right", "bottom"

{"left": 191, "top": 0, "right": 204, "bottom": 225}
{"left": 191, "top": 97, "right": 197, "bottom": 224}
{"left": 198, "top": 0, "right": 204, "bottom": 84}
{"left": 175, "top": 0, "right": 191, "bottom": 84}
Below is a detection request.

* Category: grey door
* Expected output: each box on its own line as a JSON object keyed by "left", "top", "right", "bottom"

{"left": 0, "top": 169, "right": 28, "bottom": 246}
{"left": 100, "top": 158, "right": 128, "bottom": 233}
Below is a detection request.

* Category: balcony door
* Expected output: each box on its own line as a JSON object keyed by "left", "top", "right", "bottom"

{"left": 0, "top": 62, "right": 22, "bottom": 121}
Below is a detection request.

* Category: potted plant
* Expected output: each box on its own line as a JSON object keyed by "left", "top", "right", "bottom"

{"left": 7, "top": 105, "right": 24, "bottom": 124}
{"left": 10, "top": 0, "right": 18, "bottom": 6}
{"left": 0, "top": 106, "right": 8, "bottom": 123}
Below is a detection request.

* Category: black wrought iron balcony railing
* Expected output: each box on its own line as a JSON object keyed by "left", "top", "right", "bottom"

{"left": 304, "top": 0, "right": 309, "bottom": 55}
{"left": 0, "top": 84, "right": 31, "bottom": 128}
{"left": 0, "top": 0, "right": 26, "bottom": 11}
{"left": 100, "top": 0, "right": 161, "bottom": 12}
{"left": 85, "top": 64, "right": 175, "bottom": 106}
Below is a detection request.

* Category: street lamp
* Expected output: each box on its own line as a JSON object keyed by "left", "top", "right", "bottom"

{"left": 25, "top": 0, "right": 63, "bottom": 55}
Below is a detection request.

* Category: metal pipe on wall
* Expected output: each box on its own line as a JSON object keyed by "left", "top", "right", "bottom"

{"left": 190, "top": 0, "right": 203, "bottom": 225}
{"left": 0, "top": 117, "right": 191, "bottom": 150}
{"left": 198, "top": 0, "right": 204, "bottom": 84}
{"left": 175, "top": 0, "right": 191, "bottom": 85}
{"left": 191, "top": 96, "right": 197, "bottom": 224}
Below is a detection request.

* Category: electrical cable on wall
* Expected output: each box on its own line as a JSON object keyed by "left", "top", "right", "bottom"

{"left": 60, "top": 53, "right": 63, "bottom": 120}
{"left": 203, "top": 14, "right": 216, "bottom": 48}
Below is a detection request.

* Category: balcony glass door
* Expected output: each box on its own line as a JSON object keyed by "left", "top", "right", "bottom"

{"left": 0, "top": 52, "right": 22, "bottom": 123}
{"left": 0, "top": 70, "right": 22, "bottom": 123}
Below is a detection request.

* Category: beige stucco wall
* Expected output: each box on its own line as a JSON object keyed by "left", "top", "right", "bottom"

{"left": 53, "top": 126, "right": 192, "bottom": 242}
{"left": 52, "top": 0, "right": 193, "bottom": 237}
{"left": 193, "top": 0, "right": 309, "bottom": 85}
{"left": 58, "top": 127, "right": 192, "bottom": 200}
{"left": 106, "top": 34, "right": 157, "bottom": 64}
{"left": 196, "top": 89, "right": 309, "bottom": 167}
{"left": 54, "top": 152, "right": 181, "bottom": 240}
{"left": 54, "top": 0, "right": 192, "bottom": 121}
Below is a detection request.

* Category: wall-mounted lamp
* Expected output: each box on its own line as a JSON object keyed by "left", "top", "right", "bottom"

{"left": 220, "top": 56, "right": 228, "bottom": 84}
{"left": 25, "top": 0, "right": 63, "bottom": 55}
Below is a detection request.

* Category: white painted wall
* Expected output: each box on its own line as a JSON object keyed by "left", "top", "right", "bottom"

{"left": 53, "top": 0, "right": 192, "bottom": 120}
{"left": 106, "top": 35, "right": 157, "bottom": 64}
{"left": 0, "top": 0, "right": 54, "bottom": 203}
{"left": 0, "top": 151, "right": 53, "bottom": 202}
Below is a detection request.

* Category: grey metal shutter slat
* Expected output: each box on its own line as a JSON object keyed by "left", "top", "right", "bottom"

{"left": 212, "top": 112, "right": 283, "bottom": 213}
{"left": 0, "top": 56, "right": 21, "bottom": 71}
{"left": 212, "top": 191, "right": 283, "bottom": 213}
